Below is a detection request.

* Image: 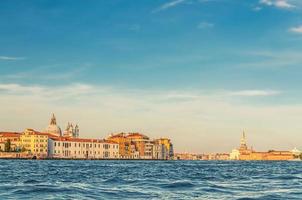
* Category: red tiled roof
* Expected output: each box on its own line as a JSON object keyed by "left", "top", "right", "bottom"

{"left": 51, "top": 137, "right": 118, "bottom": 144}
{"left": 0, "top": 132, "right": 21, "bottom": 137}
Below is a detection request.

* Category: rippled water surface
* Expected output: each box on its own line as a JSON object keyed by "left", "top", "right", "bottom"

{"left": 1, "top": 160, "right": 302, "bottom": 199}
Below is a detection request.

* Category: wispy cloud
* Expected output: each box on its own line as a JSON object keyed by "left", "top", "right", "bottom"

{"left": 0, "top": 83, "right": 96, "bottom": 100}
{"left": 228, "top": 90, "right": 281, "bottom": 97}
{"left": 197, "top": 21, "right": 214, "bottom": 29}
{"left": 152, "top": 0, "right": 186, "bottom": 13}
{"left": 259, "top": 0, "right": 296, "bottom": 9}
{"left": 289, "top": 26, "right": 302, "bottom": 34}
{"left": 0, "top": 56, "right": 25, "bottom": 61}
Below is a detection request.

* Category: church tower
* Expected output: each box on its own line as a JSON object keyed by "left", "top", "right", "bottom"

{"left": 50, "top": 113, "right": 57, "bottom": 125}
{"left": 63, "top": 122, "right": 79, "bottom": 138}
{"left": 239, "top": 130, "right": 248, "bottom": 151}
{"left": 73, "top": 124, "right": 79, "bottom": 138}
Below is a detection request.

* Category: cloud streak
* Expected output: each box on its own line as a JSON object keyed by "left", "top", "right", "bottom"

{"left": 152, "top": 0, "right": 186, "bottom": 13}
{"left": 228, "top": 90, "right": 281, "bottom": 97}
{"left": 0, "top": 56, "right": 25, "bottom": 61}
{"left": 259, "top": 0, "right": 295, "bottom": 9}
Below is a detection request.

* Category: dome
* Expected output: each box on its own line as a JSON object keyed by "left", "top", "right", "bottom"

{"left": 46, "top": 124, "right": 62, "bottom": 137}
{"left": 45, "top": 114, "right": 62, "bottom": 137}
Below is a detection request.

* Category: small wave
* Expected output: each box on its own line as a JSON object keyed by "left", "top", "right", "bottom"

{"left": 23, "top": 179, "right": 41, "bottom": 184}
{"left": 161, "top": 181, "right": 195, "bottom": 189}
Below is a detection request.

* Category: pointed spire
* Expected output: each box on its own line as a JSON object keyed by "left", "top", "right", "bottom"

{"left": 239, "top": 130, "right": 248, "bottom": 151}
{"left": 50, "top": 113, "right": 57, "bottom": 125}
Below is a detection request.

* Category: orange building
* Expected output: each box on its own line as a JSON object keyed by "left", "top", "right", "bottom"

{"left": 107, "top": 133, "right": 132, "bottom": 159}
{"left": 0, "top": 132, "right": 21, "bottom": 151}
{"left": 127, "top": 133, "right": 150, "bottom": 158}
{"left": 107, "top": 132, "right": 174, "bottom": 159}
{"left": 107, "top": 132, "right": 150, "bottom": 159}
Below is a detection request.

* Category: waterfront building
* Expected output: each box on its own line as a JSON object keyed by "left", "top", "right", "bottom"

{"left": 107, "top": 132, "right": 150, "bottom": 159}
{"left": 230, "top": 149, "right": 240, "bottom": 160}
{"left": 107, "top": 133, "right": 174, "bottom": 160}
{"left": 215, "top": 153, "right": 230, "bottom": 160}
{"left": 153, "top": 141, "right": 166, "bottom": 159}
{"left": 127, "top": 133, "right": 150, "bottom": 158}
{"left": 230, "top": 131, "right": 294, "bottom": 161}
{"left": 143, "top": 141, "right": 154, "bottom": 159}
{"left": 0, "top": 132, "right": 21, "bottom": 151}
{"left": 107, "top": 133, "right": 132, "bottom": 159}
{"left": 20, "top": 129, "right": 50, "bottom": 158}
{"left": 48, "top": 137, "right": 119, "bottom": 159}
{"left": 291, "top": 147, "right": 301, "bottom": 158}
{"left": 154, "top": 138, "right": 174, "bottom": 160}
{"left": 45, "top": 114, "right": 62, "bottom": 137}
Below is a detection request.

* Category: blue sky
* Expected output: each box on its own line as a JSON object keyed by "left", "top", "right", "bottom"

{"left": 1, "top": 0, "right": 302, "bottom": 152}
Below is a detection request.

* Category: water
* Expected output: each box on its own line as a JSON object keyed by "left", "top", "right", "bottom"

{"left": 0, "top": 160, "right": 302, "bottom": 199}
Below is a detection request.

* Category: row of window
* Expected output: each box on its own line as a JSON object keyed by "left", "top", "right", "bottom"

{"left": 54, "top": 150, "right": 117, "bottom": 156}
{"left": 54, "top": 142, "right": 118, "bottom": 149}
{"left": 33, "top": 148, "right": 47, "bottom": 152}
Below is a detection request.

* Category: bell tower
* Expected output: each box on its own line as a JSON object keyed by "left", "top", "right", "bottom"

{"left": 239, "top": 130, "right": 248, "bottom": 151}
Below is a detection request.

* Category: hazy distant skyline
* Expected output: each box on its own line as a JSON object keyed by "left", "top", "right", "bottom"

{"left": 1, "top": 0, "right": 302, "bottom": 153}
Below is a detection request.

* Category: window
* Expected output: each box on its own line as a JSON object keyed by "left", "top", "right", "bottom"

{"left": 54, "top": 142, "right": 56, "bottom": 147}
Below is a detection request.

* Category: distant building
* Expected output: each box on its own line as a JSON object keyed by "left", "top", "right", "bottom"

{"left": 230, "top": 131, "right": 294, "bottom": 161}
{"left": 45, "top": 114, "right": 62, "bottom": 137}
{"left": 48, "top": 137, "right": 119, "bottom": 159}
{"left": 107, "top": 133, "right": 174, "bottom": 160}
{"left": 20, "top": 129, "right": 50, "bottom": 158}
{"left": 154, "top": 138, "right": 174, "bottom": 160}
{"left": 230, "top": 149, "right": 240, "bottom": 160}
{"left": 0, "top": 132, "right": 21, "bottom": 151}
{"left": 63, "top": 123, "right": 80, "bottom": 138}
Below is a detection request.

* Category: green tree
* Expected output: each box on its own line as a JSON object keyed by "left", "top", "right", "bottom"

{"left": 4, "top": 139, "right": 11, "bottom": 152}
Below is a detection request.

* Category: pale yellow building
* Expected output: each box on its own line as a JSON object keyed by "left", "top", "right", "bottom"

{"left": 20, "top": 129, "right": 51, "bottom": 158}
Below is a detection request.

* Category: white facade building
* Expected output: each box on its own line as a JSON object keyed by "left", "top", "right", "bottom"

{"left": 48, "top": 137, "right": 119, "bottom": 159}
{"left": 230, "top": 149, "right": 240, "bottom": 160}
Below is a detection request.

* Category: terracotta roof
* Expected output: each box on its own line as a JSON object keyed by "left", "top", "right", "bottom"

{"left": 126, "top": 133, "right": 149, "bottom": 139}
{"left": 23, "top": 129, "right": 59, "bottom": 138}
{"left": 50, "top": 137, "right": 118, "bottom": 144}
{"left": 0, "top": 132, "right": 21, "bottom": 137}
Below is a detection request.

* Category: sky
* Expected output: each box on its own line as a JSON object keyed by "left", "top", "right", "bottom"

{"left": 1, "top": 0, "right": 302, "bottom": 153}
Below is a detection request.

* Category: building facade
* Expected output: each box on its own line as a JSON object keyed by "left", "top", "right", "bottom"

{"left": 107, "top": 133, "right": 174, "bottom": 160}
{"left": 20, "top": 129, "right": 49, "bottom": 158}
{"left": 0, "top": 132, "right": 21, "bottom": 151}
{"left": 48, "top": 137, "right": 119, "bottom": 159}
